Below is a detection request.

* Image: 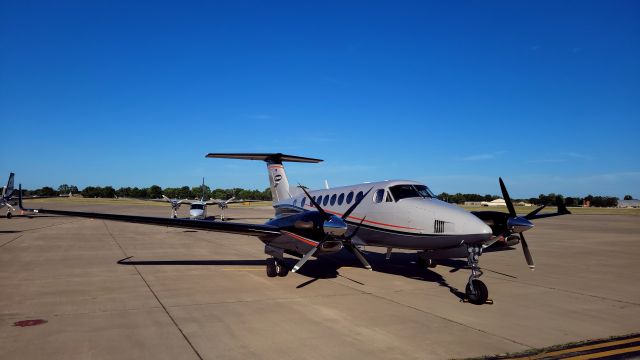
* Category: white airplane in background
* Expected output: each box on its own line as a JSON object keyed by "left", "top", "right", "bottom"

{"left": 154, "top": 179, "right": 258, "bottom": 220}
{"left": 19, "top": 153, "right": 569, "bottom": 304}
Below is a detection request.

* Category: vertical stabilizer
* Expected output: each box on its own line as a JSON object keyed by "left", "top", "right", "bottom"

{"left": 205, "top": 153, "right": 323, "bottom": 204}
{"left": 3, "top": 173, "right": 15, "bottom": 199}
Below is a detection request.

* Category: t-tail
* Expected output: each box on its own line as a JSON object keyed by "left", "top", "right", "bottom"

{"left": 2, "top": 172, "right": 15, "bottom": 199}
{"left": 205, "top": 153, "right": 323, "bottom": 204}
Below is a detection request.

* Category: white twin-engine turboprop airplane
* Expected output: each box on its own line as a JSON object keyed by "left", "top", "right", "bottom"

{"left": 18, "top": 153, "right": 570, "bottom": 305}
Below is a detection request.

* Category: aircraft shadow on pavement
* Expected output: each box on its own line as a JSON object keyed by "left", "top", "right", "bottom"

{"left": 115, "top": 250, "right": 505, "bottom": 301}
{"left": 117, "top": 257, "right": 266, "bottom": 266}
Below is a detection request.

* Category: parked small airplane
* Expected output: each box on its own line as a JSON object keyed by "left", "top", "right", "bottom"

{"left": 18, "top": 153, "right": 570, "bottom": 304}
{"left": 1, "top": 173, "right": 16, "bottom": 218}
{"left": 152, "top": 179, "right": 257, "bottom": 220}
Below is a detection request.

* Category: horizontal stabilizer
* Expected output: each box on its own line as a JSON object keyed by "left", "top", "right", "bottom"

{"left": 206, "top": 153, "right": 323, "bottom": 163}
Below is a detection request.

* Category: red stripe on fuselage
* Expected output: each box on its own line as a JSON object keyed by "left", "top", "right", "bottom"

{"left": 281, "top": 230, "right": 319, "bottom": 246}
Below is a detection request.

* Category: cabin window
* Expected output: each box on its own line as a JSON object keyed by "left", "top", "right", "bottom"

{"left": 346, "top": 191, "right": 354, "bottom": 204}
{"left": 330, "top": 194, "right": 337, "bottom": 206}
{"left": 317, "top": 195, "right": 322, "bottom": 205}
{"left": 191, "top": 204, "right": 204, "bottom": 210}
{"left": 356, "top": 191, "right": 364, "bottom": 203}
{"left": 337, "top": 193, "right": 345, "bottom": 205}
{"left": 386, "top": 191, "right": 394, "bottom": 202}
{"left": 373, "top": 189, "right": 385, "bottom": 203}
{"left": 323, "top": 195, "right": 330, "bottom": 206}
{"left": 301, "top": 197, "right": 306, "bottom": 208}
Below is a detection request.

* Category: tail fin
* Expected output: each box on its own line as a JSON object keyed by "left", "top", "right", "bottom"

{"left": 3, "top": 173, "right": 15, "bottom": 199}
{"left": 205, "top": 153, "right": 322, "bottom": 204}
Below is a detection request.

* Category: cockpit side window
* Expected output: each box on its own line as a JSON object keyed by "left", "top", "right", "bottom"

{"left": 385, "top": 191, "right": 394, "bottom": 202}
{"left": 373, "top": 189, "right": 384, "bottom": 203}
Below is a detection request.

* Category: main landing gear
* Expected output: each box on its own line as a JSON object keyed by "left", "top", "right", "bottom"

{"left": 6, "top": 211, "right": 12, "bottom": 219}
{"left": 266, "top": 257, "right": 289, "bottom": 278}
{"left": 465, "top": 245, "right": 489, "bottom": 305}
{"left": 417, "top": 256, "right": 437, "bottom": 268}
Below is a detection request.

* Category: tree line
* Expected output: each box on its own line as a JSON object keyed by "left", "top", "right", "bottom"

{"left": 435, "top": 192, "right": 623, "bottom": 207}
{"left": 22, "top": 184, "right": 273, "bottom": 201}
{"left": 20, "top": 185, "right": 632, "bottom": 207}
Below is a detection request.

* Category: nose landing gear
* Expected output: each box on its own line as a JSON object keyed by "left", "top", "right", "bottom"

{"left": 465, "top": 245, "right": 489, "bottom": 305}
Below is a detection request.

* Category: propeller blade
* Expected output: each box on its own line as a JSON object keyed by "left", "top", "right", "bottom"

{"left": 525, "top": 205, "right": 546, "bottom": 219}
{"left": 291, "top": 246, "right": 318, "bottom": 273}
{"left": 520, "top": 233, "right": 535, "bottom": 270}
{"left": 499, "top": 177, "right": 517, "bottom": 217}
{"left": 345, "top": 216, "right": 367, "bottom": 240}
{"left": 299, "top": 184, "right": 329, "bottom": 220}
{"left": 344, "top": 243, "right": 372, "bottom": 270}
{"left": 225, "top": 196, "right": 235, "bottom": 204}
{"left": 342, "top": 187, "right": 373, "bottom": 220}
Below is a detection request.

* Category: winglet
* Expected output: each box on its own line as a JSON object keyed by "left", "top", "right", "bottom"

{"left": 556, "top": 196, "right": 571, "bottom": 215}
{"left": 18, "top": 184, "right": 37, "bottom": 213}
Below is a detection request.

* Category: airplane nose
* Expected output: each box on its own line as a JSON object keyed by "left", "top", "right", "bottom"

{"left": 190, "top": 209, "right": 203, "bottom": 218}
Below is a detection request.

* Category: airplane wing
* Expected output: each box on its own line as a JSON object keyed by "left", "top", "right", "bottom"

{"left": 18, "top": 189, "right": 279, "bottom": 238}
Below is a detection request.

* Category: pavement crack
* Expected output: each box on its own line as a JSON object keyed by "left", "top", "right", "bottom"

{"left": 0, "top": 234, "right": 24, "bottom": 248}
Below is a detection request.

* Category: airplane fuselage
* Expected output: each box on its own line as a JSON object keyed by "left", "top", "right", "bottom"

{"left": 272, "top": 180, "right": 492, "bottom": 252}
{"left": 189, "top": 202, "right": 207, "bottom": 220}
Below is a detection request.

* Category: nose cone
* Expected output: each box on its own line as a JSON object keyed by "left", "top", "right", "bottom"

{"left": 323, "top": 215, "right": 348, "bottom": 237}
{"left": 429, "top": 199, "right": 492, "bottom": 236}
{"left": 190, "top": 209, "right": 204, "bottom": 219}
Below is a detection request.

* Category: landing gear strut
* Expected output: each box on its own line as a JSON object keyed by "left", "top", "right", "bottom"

{"left": 465, "top": 245, "right": 489, "bottom": 305}
{"left": 266, "top": 257, "right": 289, "bottom": 277}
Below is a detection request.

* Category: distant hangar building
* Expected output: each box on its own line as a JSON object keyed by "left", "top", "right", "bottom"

{"left": 617, "top": 199, "right": 640, "bottom": 208}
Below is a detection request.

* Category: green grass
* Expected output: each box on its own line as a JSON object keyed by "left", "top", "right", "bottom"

{"left": 21, "top": 198, "right": 639, "bottom": 215}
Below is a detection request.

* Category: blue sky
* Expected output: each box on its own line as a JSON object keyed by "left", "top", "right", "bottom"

{"left": 1, "top": 1, "right": 638, "bottom": 198}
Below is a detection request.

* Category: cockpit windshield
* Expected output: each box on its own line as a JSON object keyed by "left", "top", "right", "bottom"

{"left": 389, "top": 184, "right": 435, "bottom": 201}
{"left": 190, "top": 203, "right": 204, "bottom": 210}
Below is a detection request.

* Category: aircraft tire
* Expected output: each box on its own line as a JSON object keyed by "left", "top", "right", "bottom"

{"left": 266, "top": 258, "right": 277, "bottom": 278}
{"left": 276, "top": 261, "right": 289, "bottom": 277}
{"left": 6, "top": 212, "right": 12, "bottom": 219}
{"left": 417, "top": 257, "right": 436, "bottom": 268}
{"left": 465, "top": 280, "right": 488, "bottom": 305}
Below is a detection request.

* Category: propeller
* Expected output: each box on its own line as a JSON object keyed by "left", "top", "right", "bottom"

{"left": 499, "top": 177, "right": 535, "bottom": 270}
{"left": 292, "top": 186, "right": 373, "bottom": 272}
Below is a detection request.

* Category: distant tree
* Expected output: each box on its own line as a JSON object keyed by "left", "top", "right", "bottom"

{"left": 565, "top": 197, "right": 576, "bottom": 207}
{"left": 148, "top": 185, "right": 162, "bottom": 199}
{"left": 98, "top": 186, "right": 114, "bottom": 198}
{"left": 624, "top": 195, "right": 633, "bottom": 200}
{"left": 58, "top": 184, "right": 70, "bottom": 194}
{"left": 38, "top": 187, "right": 58, "bottom": 196}
{"left": 437, "top": 192, "right": 450, "bottom": 202}
{"left": 177, "top": 186, "right": 191, "bottom": 199}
